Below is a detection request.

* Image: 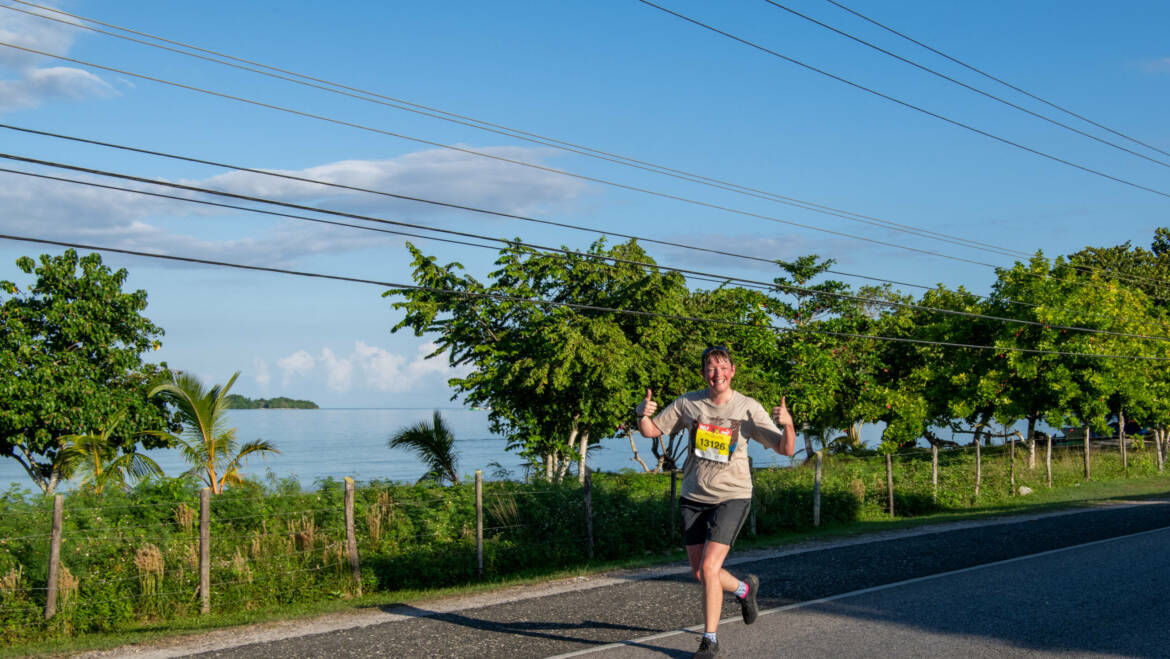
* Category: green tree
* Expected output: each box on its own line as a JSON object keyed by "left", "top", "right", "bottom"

{"left": 388, "top": 411, "right": 461, "bottom": 485}
{"left": 0, "top": 250, "right": 174, "bottom": 494}
{"left": 57, "top": 410, "right": 164, "bottom": 494}
{"left": 148, "top": 371, "right": 279, "bottom": 493}
{"left": 389, "top": 239, "right": 688, "bottom": 482}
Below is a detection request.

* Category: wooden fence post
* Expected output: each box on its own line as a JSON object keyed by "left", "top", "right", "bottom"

{"left": 1046, "top": 433, "right": 1053, "bottom": 487}
{"left": 584, "top": 469, "right": 594, "bottom": 560}
{"left": 200, "top": 487, "right": 210, "bottom": 614}
{"left": 44, "top": 494, "right": 63, "bottom": 620}
{"left": 1157, "top": 429, "right": 1165, "bottom": 474}
{"left": 475, "top": 470, "right": 483, "bottom": 577}
{"left": 1083, "top": 423, "right": 1091, "bottom": 481}
{"left": 813, "top": 452, "right": 822, "bottom": 527}
{"left": 885, "top": 453, "right": 894, "bottom": 518}
{"left": 748, "top": 457, "right": 756, "bottom": 536}
{"left": 344, "top": 477, "right": 361, "bottom": 595}
{"left": 1120, "top": 409, "right": 1128, "bottom": 473}
{"left": 931, "top": 444, "right": 938, "bottom": 502}
{"left": 975, "top": 438, "right": 982, "bottom": 498}
{"left": 669, "top": 468, "right": 678, "bottom": 537}
{"left": 1009, "top": 436, "right": 1016, "bottom": 495}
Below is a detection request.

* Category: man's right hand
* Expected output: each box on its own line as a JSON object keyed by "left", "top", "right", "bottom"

{"left": 635, "top": 388, "right": 657, "bottom": 418}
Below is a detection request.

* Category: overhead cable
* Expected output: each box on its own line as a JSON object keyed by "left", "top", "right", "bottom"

{"left": 6, "top": 123, "right": 1165, "bottom": 318}
{"left": 0, "top": 39, "right": 1029, "bottom": 271}
{"left": 1, "top": 0, "right": 1029, "bottom": 258}
{"left": 0, "top": 232, "right": 1164, "bottom": 361}
{"left": 823, "top": 0, "right": 1170, "bottom": 160}
{"left": 3, "top": 157, "right": 1167, "bottom": 344}
{"left": 635, "top": 0, "right": 1170, "bottom": 201}
{"left": 2, "top": 5, "right": 1160, "bottom": 291}
{"left": 761, "top": 0, "right": 1170, "bottom": 170}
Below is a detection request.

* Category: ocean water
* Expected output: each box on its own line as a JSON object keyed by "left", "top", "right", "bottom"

{"left": 0, "top": 407, "right": 809, "bottom": 492}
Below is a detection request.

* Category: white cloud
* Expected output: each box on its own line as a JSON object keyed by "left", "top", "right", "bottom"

{"left": 0, "top": 145, "right": 587, "bottom": 264}
{"left": 200, "top": 145, "right": 587, "bottom": 217}
{"left": 252, "top": 358, "right": 271, "bottom": 388}
{"left": 319, "top": 347, "right": 355, "bottom": 392}
{"left": 0, "top": 67, "right": 115, "bottom": 112}
{"left": 273, "top": 341, "right": 467, "bottom": 394}
{"left": 0, "top": 5, "right": 116, "bottom": 113}
{"left": 1143, "top": 57, "right": 1170, "bottom": 73}
{"left": 277, "top": 350, "right": 315, "bottom": 383}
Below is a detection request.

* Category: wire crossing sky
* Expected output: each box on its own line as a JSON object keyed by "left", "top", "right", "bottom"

{"left": 0, "top": 0, "right": 1167, "bottom": 407}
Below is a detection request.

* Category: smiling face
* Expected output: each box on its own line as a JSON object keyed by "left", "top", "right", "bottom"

{"left": 702, "top": 354, "right": 736, "bottom": 400}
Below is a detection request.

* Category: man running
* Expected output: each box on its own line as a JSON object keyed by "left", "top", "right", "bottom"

{"left": 635, "top": 345, "right": 795, "bottom": 658}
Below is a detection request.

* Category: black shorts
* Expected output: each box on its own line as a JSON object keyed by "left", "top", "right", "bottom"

{"left": 679, "top": 497, "right": 751, "bottom": 547}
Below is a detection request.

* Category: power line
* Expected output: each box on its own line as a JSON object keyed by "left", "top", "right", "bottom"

{"left": 2, "top": 40, "right": 1162, "bottom": 296}
{"left": 0, "top": 231, "right": 1164, "bottom": 361}
{"left": 635, "top": 0, "right": 1170, "bottom": 201}
{"left": 4, "top": 155, "right": 1167, "bottom": 345}
{"left": 0, "top": 0, "right": 1030, "bottom": 259}
{"left": 0, "top": 39, "right": 1028, "bottom": 272}
{"left": 7, "top": 123, "right": 1168, "bottom": 323}
{"left": 760, "top": 0, "right": 1170, "bottom": 171}
{"left": 823, "top": 0, "right": 1170, "bottom": 160}
{"left": 0, "top": 122, "right": 992, "bottom": 295}
{"left": 2, "top": 7, "right": 1161, "bottom": 296}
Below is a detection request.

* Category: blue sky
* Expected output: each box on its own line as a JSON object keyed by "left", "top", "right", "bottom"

{"left": 1, "top": 0, "right": 1168, "bottom": 408}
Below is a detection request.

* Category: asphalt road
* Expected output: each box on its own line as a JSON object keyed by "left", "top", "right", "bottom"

{"left": 185, "top": 500, "right": 1170, "bottom": 659}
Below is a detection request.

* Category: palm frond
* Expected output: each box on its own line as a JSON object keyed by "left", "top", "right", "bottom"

{"left": 389, "top": 411, "right": 460, "bottom": 485}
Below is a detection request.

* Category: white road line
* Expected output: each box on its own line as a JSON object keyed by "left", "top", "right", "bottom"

{"left": 546, "top": 524, "right": 1170, "bottom": 658}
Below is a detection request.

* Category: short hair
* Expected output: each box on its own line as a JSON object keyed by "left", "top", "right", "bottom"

{"left": 701, "top": 345, "right": 734, "bottom": 370}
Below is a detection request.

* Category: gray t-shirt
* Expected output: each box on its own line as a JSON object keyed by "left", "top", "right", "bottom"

{"left": 651, "top": 390, "right": 784, "bottom": 504}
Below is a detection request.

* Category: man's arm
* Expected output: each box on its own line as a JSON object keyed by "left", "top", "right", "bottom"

{"left": 635, "top": 388, "right": 662, "bottom": 439}
{"left": 771, "top": 396, "right": 796, "bottom": 457}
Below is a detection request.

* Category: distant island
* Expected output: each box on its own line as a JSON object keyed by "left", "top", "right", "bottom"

{"left": 224, "top": 394, "right": 319, "bottom": 410}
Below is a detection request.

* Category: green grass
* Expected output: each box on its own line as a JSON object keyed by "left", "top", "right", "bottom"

{"left": 3, "top": 445, "right": 1169, "bottom": 657}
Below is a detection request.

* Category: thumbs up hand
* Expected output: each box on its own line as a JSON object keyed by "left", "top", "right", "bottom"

{"left": 772, "top": 396, "right": 793, "bottom": 429}
{"left": 636, "top": 388, "right": 658, "bottom": 418}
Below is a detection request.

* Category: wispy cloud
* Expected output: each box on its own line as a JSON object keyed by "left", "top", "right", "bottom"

{"left": 276, "top": 341, "right": 467, "bottom": 394}
{"left": 0, "top": 5, "right": 116, "bottom": 113}
{"left": 1142, "top": 57, "right": 1170, "bottom": 73}
{"left": 200, "top": 145, "right": 587, "bottom": 217}
{"left": 0, "top": 145, "right": 588, "bottom": 264}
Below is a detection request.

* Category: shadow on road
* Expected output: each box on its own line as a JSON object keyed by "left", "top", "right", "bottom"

{"left": 380, "top": 603, "right": 659, "bottom": 646}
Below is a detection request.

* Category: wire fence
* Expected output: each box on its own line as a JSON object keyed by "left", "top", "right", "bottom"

{"left": 2, "top": 440, "right": 1166, "bottom": 642}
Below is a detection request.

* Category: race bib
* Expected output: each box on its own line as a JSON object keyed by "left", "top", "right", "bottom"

{"left": 694, "top": 422, "right": 736, "bottom": 463}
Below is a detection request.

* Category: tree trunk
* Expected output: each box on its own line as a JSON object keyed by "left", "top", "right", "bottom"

{"left": 545, "top": 453, "right": 554, "bottom": 482}
{"left": 577, "top": 432, "right": 590, "bottom": 484}
{"left": 802, "top": 429, "right": 815, "bottom": 464}
{"left": 626, "top": 428, "right": 651, "bottom": 473}
{"left": 556, "top": 450, "right": 571, "bottom": 482}
{"left": 14, "top": 446, "right": 51, "bottom": 494}
{"left": 1026, "top": 416, "right": 1037, "bottom": 470}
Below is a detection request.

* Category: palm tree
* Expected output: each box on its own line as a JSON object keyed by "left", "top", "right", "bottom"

{"left": 389, "top": 411, "right": 461, "bottom": 485}
{"left": 149, "top": 371, "right": 279, "bottom": 493}
{"left": 57, "top": 410, "right": 164, "bottom": 494}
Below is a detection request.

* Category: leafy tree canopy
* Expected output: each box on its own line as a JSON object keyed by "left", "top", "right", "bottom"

{"left": 0, "top": 250, "right": 175, "bottom": 493}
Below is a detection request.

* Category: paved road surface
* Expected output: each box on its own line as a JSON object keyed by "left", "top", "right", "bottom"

{"left": 572, "top": 522, "right": 1170, "bottom": 658}
{"left": 107, "top": 500, "right": 1170, "bottom": 658}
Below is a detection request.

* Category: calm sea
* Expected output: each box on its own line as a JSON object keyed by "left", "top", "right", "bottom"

{"left": 0, "top": 408, "right": 814, "bottom": 492}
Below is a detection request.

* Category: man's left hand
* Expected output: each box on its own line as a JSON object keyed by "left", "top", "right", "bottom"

{"left": 772, "top": 396, "right": 793, "bottom": 429}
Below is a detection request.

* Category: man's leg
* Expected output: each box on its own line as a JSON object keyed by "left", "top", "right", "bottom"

{"left": 689, "top": 540, "right": 738, "bottom": 633}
